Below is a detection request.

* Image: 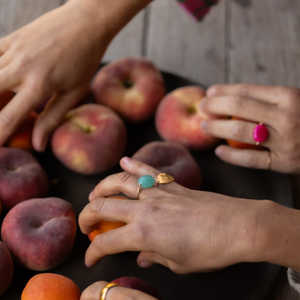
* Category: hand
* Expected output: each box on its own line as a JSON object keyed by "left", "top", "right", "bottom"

{"left": 79, "top": 157, "right": 266, "bottom": 274}
{"left": 80, "top": 281, "right": 158, "bottom": 300}
{"left": 200, "top": 84, "right": 300, "bottom": 173}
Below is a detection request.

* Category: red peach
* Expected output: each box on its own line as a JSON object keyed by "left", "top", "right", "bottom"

{"left": 0, "top": 147, "right": 49, "bottom": 211}
{"left": 1, "top": 197, "right": 77, "bottom": 271}
{"left": 132, "top": 141, "right": 201, "bottom": 190}
{"left": 155, "top": 86, "right": 222, "bottom": 150}
{"left": 92, "top": 57, "right": 166, "bottom": 122}
{"left": 21, "top": 273, "right": 81, "bottom": 300}
{"left": 111, "top": 277, "right": 161, "bottom": 300}
{"left": 0, "top": 241, "right": 14, "bottom": 296}
{"left": 51, "top": 104, "right": 127, "bottom": 175}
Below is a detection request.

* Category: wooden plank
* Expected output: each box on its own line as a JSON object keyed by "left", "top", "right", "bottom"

{"left": 146, "top": 0, "right": 226, "bottom": 86}
{"left": 102, "top": 9, "right": 146, "bottom": 62}
{"left": 0, "top": 0, "right": 61, "bottom": 38}
{"left": 228, "top": 0, "right": 300, "bottom": 87}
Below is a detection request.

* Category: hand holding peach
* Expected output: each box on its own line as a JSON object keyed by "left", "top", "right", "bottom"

{"left": 79, "top": 158, "right": 271, "bottom": 274}
{"left": 1, "top": 197, "right": 77, "bottom": 271}
{"left": 201, "top": 84, "right": 300, "bottom": 173}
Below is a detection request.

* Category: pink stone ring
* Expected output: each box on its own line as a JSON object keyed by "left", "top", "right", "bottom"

{"left": 253, "top": 122, "right": 268, "bottom": 145}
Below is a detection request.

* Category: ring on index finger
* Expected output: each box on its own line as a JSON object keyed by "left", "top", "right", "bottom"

{"left": 136, "top": 173, "right": 174, "bottom": 199}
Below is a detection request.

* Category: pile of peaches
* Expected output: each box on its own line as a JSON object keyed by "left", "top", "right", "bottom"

{"left": 0, "top": 57, "right": 245, "bottom": 299}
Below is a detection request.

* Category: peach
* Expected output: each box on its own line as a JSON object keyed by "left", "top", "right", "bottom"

{"left": 111, "top": 277, "right": 161, "bottom": 300}
{"left": 21, "top": 273, "right": 81, "bottom": 300}
{"left": 92, "top": 57, "right": 166, "bottom": 122}
{"left": 155, "top": 86, "right": 222, "bottom": 150}
{"left": 1, "top": 197, "right": 77, "bottom": 271}
{"left": 0, "top": 241, "right": 14, "bottom": 296}
{"left": 88, "top": 196, "right": 128, "bottom": 242}
{"left": 51, "top": 104, "right": 127, "bottom": 175}
{"left": 0, "top": 147, "right": 49, "bottom": 211}
{"left": 132, "top": 141, "right": 201, "bottom": 190}
{"left": 0, "top": 91, "right": 14, "bottom": 110}
{"left": 5, "top": 111, "right": 38, "bottom": 152}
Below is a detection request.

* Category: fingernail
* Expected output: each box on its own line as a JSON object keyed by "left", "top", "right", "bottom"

{"left": 89, "top": 191, "right": 94, "bottom": 200}
{"left": 215, "top": 146, "right": 224, "bottom": 158}
{"left": 121, "top": 156, "right": 131, "bottom": 164}
{"left": 200, "top": 120, "right": 207, "bottom": 133}
{"left": 207, "top": 87, "right": 216, "bottom": 97}
{"left": 199, "top": 99, "right": 206, "bottom": 111}
{"left": 139, "top": 261, "right": 152, "bottom": 268}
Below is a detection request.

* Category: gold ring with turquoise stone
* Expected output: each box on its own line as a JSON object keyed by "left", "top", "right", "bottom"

{"left": 136, "top": 173, "right": 174, "bottom": 199}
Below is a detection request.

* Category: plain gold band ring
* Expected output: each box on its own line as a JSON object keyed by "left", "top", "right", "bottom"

{"left": 99, "top": 283, "right": 121, "bottom": 300}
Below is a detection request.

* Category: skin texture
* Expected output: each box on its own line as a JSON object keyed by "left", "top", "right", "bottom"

{"left": 92, "top": 57, "right": 165, "bottom": 122}
{"left": 21, "top": 273, "right": 81, "bottom": 300}
{"left": 79, "top": 158, "right": 300, "bottom": 278}
{"left": 0, "top": 241, "right": 13, "bottom": 296}
{"left": 88, "top": 196, "right": 128, "bottom": 242}
{"left": 132, "top": 141, "right": 201, "bottom": 190}
{"left": 0, "top": 0, "right": 153, "bottom": 152}
{"left": 0, "top": 147, "right": 49, "bottom": 211}
{"left": 155, "top": 86, "right": 222, "bottom": 150}
{"left": 80, "top": 281, "right": 158, "bottom": 300}
{"left": 111, "top": 277, "right": 161, "bottom": 300}
{"left": 51, "top": 104, "right": 127, "bottom": 175}
{"left": 200, "top": 84, "right": 300, "bottom": 173}
{"left": 1, "top": 197, "right": 77, "bottom": 271}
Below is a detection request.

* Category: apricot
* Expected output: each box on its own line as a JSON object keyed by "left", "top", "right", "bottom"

{"left": 88, "top": 196, "right": 127, "bottom": 242}
{"left": 21, "top": 273, "right": 81, "bottom": 300}
{"left": 6, "top": 111, "right": 38, "bottom": 152}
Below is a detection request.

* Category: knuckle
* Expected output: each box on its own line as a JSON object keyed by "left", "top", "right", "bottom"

{"left": 229, "top": 96, "right": 244, "bottom": 114}
{"left": 90, "top": 198, "right": 106, "bottom": 213}
{"left": 280, "top": 87, "right": 300, "bottom": 106}
{"left": 0, "top": 109, "right": 17, "bottom": 129}
{"left": 93, "top": 233, "right": 104, "bottom": 250}
{"left": 237, "top": 84, "right": 252, "bottom": 97}
{"left": 130, "top": 222, "right": 149, "bottom": 244}
{"left": 116, "top": 172, "right": 133, "bottom": 189}
{"left": 231, "top": 121, "right": 246, "bottom": 139}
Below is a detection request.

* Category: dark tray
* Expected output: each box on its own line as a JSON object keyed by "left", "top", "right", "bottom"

{"left": 1, "top": 69, "right": 293, "bottom": 300}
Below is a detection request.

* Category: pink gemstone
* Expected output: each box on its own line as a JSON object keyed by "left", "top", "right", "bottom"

{"left": 253, "top": 124, "right": 268, "bottom": 143}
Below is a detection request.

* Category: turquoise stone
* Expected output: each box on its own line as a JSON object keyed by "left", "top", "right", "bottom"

{"left": 138, "top": 175, "right": 155, "bottom": 188}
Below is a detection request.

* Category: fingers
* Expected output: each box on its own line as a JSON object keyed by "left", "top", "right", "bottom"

{"left": 79, "top": 197, "right": 136, "bottom": 234}
{"left": 206, "top": 83, "right": 289, "bottom": 105}
{"left": 0, "top": 86, "right": 42, "bottom": 146}
{"left": 80, "top": 281, "right": 158, "bottom": 300}
{"left": 202, "top": 118, "right": 277, "bottom": 149}
{"left": 33, "top": 85, "right": 89, "bottom": 151}
{"left": 84, "top": 225, "right": 140, "bottom": 267}
{"left": 215, "top": 145, "right": 272, "bottom": 170}
{"left": 200, "top": 94, "right": 277, "bottom": 126}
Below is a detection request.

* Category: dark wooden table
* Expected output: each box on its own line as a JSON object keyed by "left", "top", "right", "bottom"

{"left": 1, "top": 0, "right": 300, "bottom": 299}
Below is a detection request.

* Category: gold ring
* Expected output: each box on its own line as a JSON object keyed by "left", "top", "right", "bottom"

{"left": 99, "top": 283, "right": 121, "bottom": 300}
{"left": 267, "top": 151, "right": 271, "bottom": 170}
{"left": 136, "top": 173, "right": 174, "bottom": 200}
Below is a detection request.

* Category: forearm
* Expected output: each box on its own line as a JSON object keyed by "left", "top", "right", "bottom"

{"left": 65, "top": 0, "right": 153, "bottom": 45}
{"left": 245, "top": 200, "right": 300, "bottom": 272}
